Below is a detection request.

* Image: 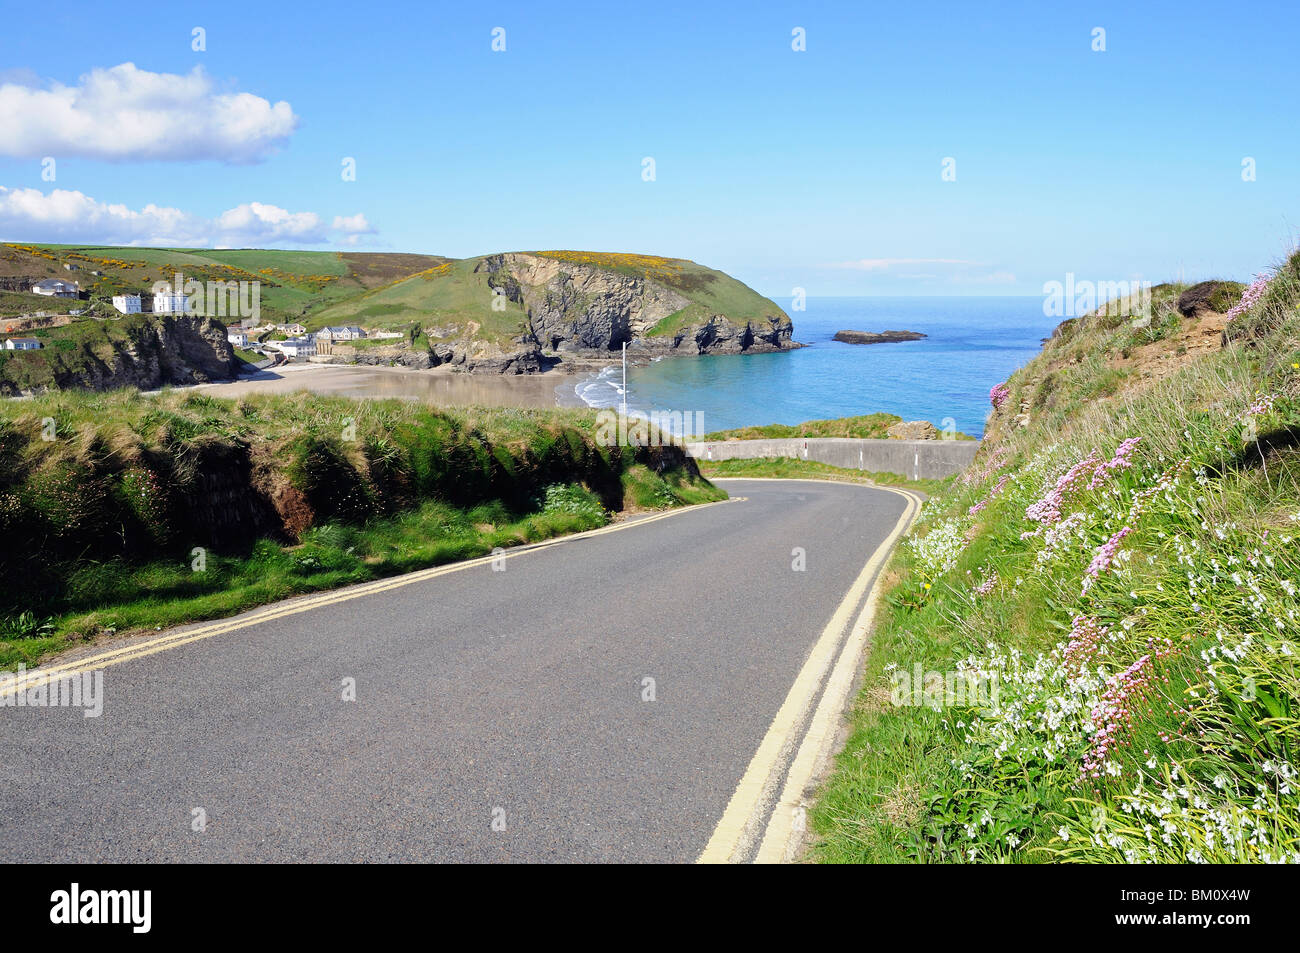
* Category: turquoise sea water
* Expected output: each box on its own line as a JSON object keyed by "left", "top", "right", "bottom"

{"left": 565, "top": 296, "right": 1058, "bottom": 438}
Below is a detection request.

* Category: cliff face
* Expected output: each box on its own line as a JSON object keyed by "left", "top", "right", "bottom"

{"left": 0, "top": 314, "right": 238, "bottom": 396}
{"left": 472, "top": 252, "right": 797, "bottom": 367}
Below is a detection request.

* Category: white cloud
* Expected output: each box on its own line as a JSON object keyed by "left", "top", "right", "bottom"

{"left": 331, "top": 213, "right": 376, "bottom": 246}
{"left": 217, "top": 202, "right": 326, "bottom": 244}
{"left": 332, "top": 213, "right": 373, "bottom": 234}
{"left": 0, "top": 63, "right": 297, "bottom": 163}
{"left": 0, "top": 186, "right": 373, "bottom": 247}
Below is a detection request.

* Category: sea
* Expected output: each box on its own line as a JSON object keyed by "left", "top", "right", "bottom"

{"left": 564, "top": 296, "right": 1058, "bottom": 439}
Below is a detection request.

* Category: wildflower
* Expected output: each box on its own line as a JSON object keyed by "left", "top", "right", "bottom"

{"left": 1088, "top": 437, "right": 1141, "bottom": 489}
{"left": 1082, "top": 526, "right": 1133, "bottom": 592}
{"left": 1026, "top": 450, "right": 1102, "bottom": 524}
{"left": 1225, "top": 273, "right": 1272, "bottom": 322}
{"left": 968, "top": 474, "right": 1009, "bottom": 515}
{"left": 1244, "top": 393, "right": 1277, "bottom": 418}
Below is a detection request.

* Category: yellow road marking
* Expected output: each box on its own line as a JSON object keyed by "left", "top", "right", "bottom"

{"left": 0, "top": 497, "right": 738, "bottom": 699}
{"left": 697, "top": 482, "right": 920, "bottom": 863}
{"left": 754, "top": 489, "right": 921, "bottom": 862}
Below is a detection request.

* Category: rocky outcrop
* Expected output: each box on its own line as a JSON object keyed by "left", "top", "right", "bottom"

{"left": 833, "top": 329, "right": 927, "bottom": 345}
{"left": 0, "top": 314, "right": 238, "bottom": 396}
{"left": 483, "top": 253, "right": 692, "bottom": 350}
{"left": 313, "top": 345, "right": 437, "bottom": 370}
{"left": 627, "top": 313, "right": 796, "bottom": 357}
{"left": 315, "top": 339, "right": 544, "bottom": 375}
{"left": 473, "top": 253, "right": 797, "bottom": 365}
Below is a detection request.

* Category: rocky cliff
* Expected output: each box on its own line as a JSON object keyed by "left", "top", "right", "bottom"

{"left": 0, "top": 314, "right": 238, "bottom": 396}
{"left": 309, "top": 251, "right": 799, "bottom": 374}
{"left": 473, "top": 253, "right": 796, "bottom": 367}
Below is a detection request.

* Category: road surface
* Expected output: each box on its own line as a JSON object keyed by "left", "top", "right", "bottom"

{"left": 0, "top": 479, "right": 915, "bottom": 863}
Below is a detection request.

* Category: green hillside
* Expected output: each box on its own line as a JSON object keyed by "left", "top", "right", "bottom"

{"left": 1, "top": 245, "right": 785, "bottom": 351}
{"left": 0, "top": 243, "right": 447, "bottom": 325}
{"left": 310, "top": 250, "right": 786, "bottom": 345}
{"left": 312, "top": 257, "right": 530, "bottom": 346}
{"left": 809, "top": 256, "right": 1300, "bottom": 863}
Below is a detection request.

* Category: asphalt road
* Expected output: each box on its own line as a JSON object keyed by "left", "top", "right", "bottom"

{"left": 0, "top": 479, "right": 908, "bottom": 863}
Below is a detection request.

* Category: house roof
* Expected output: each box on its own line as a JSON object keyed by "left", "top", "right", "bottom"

{"left": 6, "top": 337, "right": 41, "bottom": 344}
{"left": 32, "top": 279, "right": 76, "bottom": 290}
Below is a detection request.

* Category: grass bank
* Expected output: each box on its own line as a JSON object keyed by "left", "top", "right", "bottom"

{"left": 0, "top": 390, "right": 723, "bottom": 668}
{"left": 811, "top": 255, "right": 1300, "bottom": 863}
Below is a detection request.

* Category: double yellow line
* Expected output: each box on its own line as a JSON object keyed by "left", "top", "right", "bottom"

{"left": 0, "top": 498, "right": 737, "bottom": 702}
{"left": 697, "top": 479, "right": 922, "bottom": 863}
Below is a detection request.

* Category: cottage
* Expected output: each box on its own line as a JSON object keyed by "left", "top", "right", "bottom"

{"left": 227, "top": 330, "right": 250, "bottom": 348}
{"left": 277, "top": 337, "right": 317, "bottom": 358}
{"left": 315, "top": 325, "right": 366, "bottom": 341}
{"left": 4, "top": 337, "right": 42, "bottom": 351}
{"left": 31, "top": 279, "right": 79, "bottom": 298}
{"left": 277, "top": 323, "right": 308, "bottom": 335}
{"left": 112, "top": 294, "right": 143, "bottom": 314}
{"left": 152, "top": 292, "right": 188, "bottom": 313}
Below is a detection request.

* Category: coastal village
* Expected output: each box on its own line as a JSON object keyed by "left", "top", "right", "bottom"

{"left": 2, "top": 264, "right": 403, "bottom": 367}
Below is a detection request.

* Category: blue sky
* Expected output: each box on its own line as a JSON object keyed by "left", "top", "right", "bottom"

{"left": 1, "top": 0, "right": 1297, "bottom": 297}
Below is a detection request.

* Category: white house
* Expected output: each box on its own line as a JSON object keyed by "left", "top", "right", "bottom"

{"left": 112, "top": 294, "right": 143, "bottom": 314}
{"left": 278, "top": 337, "right": 317, "bottom": 358}
{"left": 315, "top": 325, "right": 366, "bottom": 341}
{"left": 31, "top": 279, "right": 78, "bottom": 298}
{"left": 4, "top": 337, "right": 42, "bottom": 350}
{"left": 152, "top": 292, "right": 188, "bottom": 313}
{"left": 227, "top": 330, "right": 250, "bottom": 348}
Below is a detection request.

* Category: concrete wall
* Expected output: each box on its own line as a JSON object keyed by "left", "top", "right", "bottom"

{"left": 685, "top": 437, "right": 979, "bottom": 480}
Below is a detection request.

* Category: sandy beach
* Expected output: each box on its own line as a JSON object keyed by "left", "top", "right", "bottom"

{"left": 193, "top": 362, "right": 586, "bottom": 409}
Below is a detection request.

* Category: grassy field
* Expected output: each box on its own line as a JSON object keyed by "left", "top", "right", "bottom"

{"left": 0, "top": 289, "right": 72, "bottom": 320}
{"left": 810, "top": 256, "right": 1300, "bottom": 863}
{"left": 2, "top": 244, "right": 448, "bottom": 327}
{"left": 0, "top": 390, "right": 724, "bottom": 669}
{"left": 313, "top": 257, "right": 530, "bottom": 346}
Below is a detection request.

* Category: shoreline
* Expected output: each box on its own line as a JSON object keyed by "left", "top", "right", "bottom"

{"left": 187, "top": 362, "right": 588, "bottom": 410}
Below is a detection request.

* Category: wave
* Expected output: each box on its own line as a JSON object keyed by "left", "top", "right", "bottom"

{"left": 572, "top": 366, "right": 627, "bottom": 410}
